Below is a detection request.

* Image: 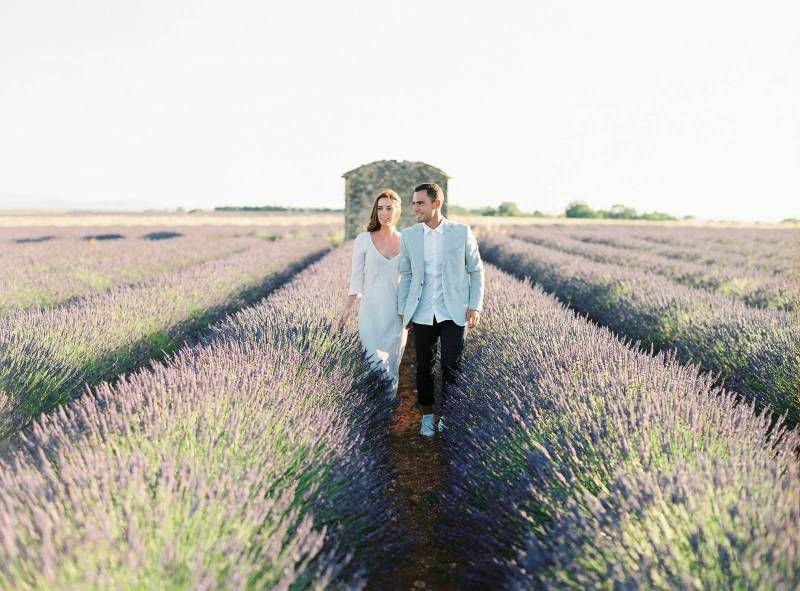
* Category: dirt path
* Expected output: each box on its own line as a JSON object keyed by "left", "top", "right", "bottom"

{"left": 368, "top": 334, "right": 462, "bottom": 591}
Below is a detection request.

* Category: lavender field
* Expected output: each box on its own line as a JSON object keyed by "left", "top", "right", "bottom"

{"left": 0, "top": 225, "right": 331, "bottom": 315}
{"left": 1, "top": 245, "right": 404, "bottom": 589}
{"left": 441, "top": 265, "right": 799, "bottom": 589}
{"left": 0, "top": 221, "right": 798, "bottom": 589}
{"left": 504, "top": 225, "right": 800, "bottom": 312}
{"left": 480, "top": 225, "right": 800, "bottom": 425}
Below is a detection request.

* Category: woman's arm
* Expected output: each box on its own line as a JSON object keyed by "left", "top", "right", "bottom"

{"left": 336, "top": 233, "right": 366, "bottom": 330}
{"left": 336, "top": 293, "right": 361, "bottom": 331}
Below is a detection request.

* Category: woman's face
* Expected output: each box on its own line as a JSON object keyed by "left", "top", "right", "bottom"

{"left": 376, "top": 197, "right": 397, "bottom": 227}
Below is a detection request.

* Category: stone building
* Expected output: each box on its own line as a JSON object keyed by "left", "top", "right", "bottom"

{"left": 343, "top": 160, "right": 449, "bottom": 240}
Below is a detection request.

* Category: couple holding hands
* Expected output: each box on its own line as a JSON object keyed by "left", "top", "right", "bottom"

{"left": 336, "top": 183, "right": 485, "bottom": 437}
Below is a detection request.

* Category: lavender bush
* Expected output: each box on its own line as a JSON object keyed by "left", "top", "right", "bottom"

{"left": 481, "top": 235, "right": 800, "bottom": 424}
{"left": 0, "top": 245, "right": 407, "bottom": 589}
{"left": 0, "top": 237, "right": 330, "bottom": 442}
{"left": 509, "top": 226, "right": 800, "bottom": 312}
{"left": 440, "top": 265, "right": 800, "bottom": 589}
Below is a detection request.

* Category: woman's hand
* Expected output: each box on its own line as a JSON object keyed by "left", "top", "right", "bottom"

{"left": 336, "top": 294, "right": 360, "bottom": 331}
{"left": 335, "top": 310, "right": 349, "bottom": 331}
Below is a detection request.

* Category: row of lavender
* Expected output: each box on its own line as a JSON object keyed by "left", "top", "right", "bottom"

{"left": 0, "top": 245, "right": 406, "bottom": 588}
{"left": 440, "top": 265, "right": 800, "bottom": 588}
{"left": 480, "top": 235, "right": 800, "bottom": 424}
{"left": 549, "top": 224, "right": 799, "bottom": 277}
{"left": 0, "top": 236, "right": 330, "bottom": 443}
{"left": 507, "top": 225, "right": 800, "bottom": 313}
{"left": 0, "top": 225, "right": 325, "bottom": 314}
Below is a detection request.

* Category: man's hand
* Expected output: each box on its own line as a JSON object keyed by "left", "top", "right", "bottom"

{"left": 467, "top": 309, "right": 480, "bottom": 329}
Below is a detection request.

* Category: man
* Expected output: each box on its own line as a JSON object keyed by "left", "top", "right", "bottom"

{"left": 397, "top": 182, "right": 485, "bottom": 437}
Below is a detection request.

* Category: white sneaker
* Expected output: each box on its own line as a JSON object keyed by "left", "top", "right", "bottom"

{"left": 438, "top": 416, "right": 445, "bottom": 432}
{"left": 420, "top": 414, "right": 435, "bottom": 437}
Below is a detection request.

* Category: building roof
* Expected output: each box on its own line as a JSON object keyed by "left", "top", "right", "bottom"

{"left": 342, "top": 159, "right": 449, "bottom": 179}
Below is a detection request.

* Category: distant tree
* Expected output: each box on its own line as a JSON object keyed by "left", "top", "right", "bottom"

{"left": 780, "top": 218, "right": 799, "bottom": 224}
{"left": 447, "top": 202, "right": 549, "bottom": 217}
{"left": 601, "top": 204, "right": 638, "bottom": 219}
{"left": 497, "top": 201, "right": 523, "bottom": 217}
{"left": 640, "top": 211, "right": 677, "bottom": 221}
{"left": 565, "top": 201, "right": 599, "bottom": 218}
{"left": 566, "top": 200, "right": 680, "bottom": 220}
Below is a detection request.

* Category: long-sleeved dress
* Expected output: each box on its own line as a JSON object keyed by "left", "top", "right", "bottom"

{"left": 348, "top": 231, "right": 408, "bottom": 396}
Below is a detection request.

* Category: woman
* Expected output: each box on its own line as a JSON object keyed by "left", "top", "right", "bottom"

{"left": 336, "top": 188, "right": 408, "bottom": 396}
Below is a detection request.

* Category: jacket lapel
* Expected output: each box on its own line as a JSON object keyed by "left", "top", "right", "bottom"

{"left": 443, "top": 221, "right": 453, "bottom": 247}
{"left": 414, "top": 224, "right": 425, "bottom": 272}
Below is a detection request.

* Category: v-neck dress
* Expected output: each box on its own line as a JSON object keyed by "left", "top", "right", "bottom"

{"left": 348, "top": 231, "right": 408, "bottom": 396}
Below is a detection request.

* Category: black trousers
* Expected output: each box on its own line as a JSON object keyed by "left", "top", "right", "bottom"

{"left": 412, "top": 318, "right": 467, "bottom": 408}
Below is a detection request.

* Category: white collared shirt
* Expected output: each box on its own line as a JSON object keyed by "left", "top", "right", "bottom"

{"left": 412, "top": 217, "right": 452, "bottom": 325}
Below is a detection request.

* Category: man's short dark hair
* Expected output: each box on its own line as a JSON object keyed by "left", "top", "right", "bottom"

{"left": 414, "top": 182, "right": 444, "bottom": 203}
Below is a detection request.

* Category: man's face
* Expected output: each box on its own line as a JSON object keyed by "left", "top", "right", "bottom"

{"left": 412, "top": 190, "right": 439, "bottom": 223}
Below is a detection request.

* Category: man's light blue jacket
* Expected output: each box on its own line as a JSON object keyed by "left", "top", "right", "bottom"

{"left": 397, "top": 219, "right": 485, "bottom": 327}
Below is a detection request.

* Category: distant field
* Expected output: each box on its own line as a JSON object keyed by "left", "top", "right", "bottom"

{"left": 460, "top": 215, "right": 796, "bottom": 229}
{"left": 0, "top": 210, "right": 342, "bottom": 227}
{"left": 1, "top": 209, "right": 794, "bottom": 229}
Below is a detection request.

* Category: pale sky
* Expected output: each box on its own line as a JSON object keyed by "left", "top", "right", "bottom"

{"left": 1, "top": 0, "right": 798, "bottom": 222}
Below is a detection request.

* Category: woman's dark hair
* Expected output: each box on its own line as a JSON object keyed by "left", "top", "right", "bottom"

{"left": 366, "top": 188, "right": 401, "bottom": 232}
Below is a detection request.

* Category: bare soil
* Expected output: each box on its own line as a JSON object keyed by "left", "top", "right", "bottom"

{"left": 368, "top": 334, "right": 462, "bottom": 591}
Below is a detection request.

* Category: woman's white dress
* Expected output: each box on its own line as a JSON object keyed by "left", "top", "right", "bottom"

{"left": 348, "top": 231, "right": 408, "bottom": 396}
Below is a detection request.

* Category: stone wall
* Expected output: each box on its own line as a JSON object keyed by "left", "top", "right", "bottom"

{"left": 343, "top": 160, "right": 448, "bottom": 239}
